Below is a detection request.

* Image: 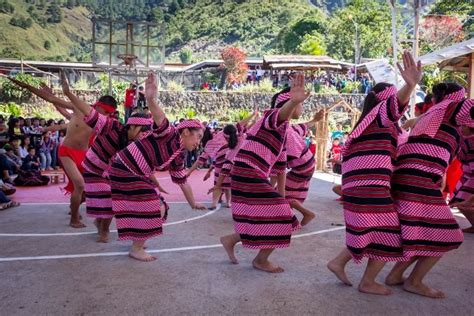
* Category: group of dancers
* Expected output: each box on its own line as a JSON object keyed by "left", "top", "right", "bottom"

{"left": 4, "top": 50, "right": 473, "bottom": 299}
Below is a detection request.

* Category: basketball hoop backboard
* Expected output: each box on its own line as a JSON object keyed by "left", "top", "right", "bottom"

{"left": 92, "top": 18, "right": 165, "bottom": 71}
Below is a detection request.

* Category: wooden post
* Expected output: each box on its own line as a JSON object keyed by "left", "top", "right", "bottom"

{"left": 468, "top": 52, "right": 474, "bottom": 99}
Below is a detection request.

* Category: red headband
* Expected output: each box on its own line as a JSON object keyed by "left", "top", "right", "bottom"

{"left": 93, "top": 101, "right": 116, "bottom": 114}
{"left": 126, "top": 116, "right": 153, "bottom": 126}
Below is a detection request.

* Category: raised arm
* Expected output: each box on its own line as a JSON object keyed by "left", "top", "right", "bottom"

{"left": 144, "top": 72, "right": 166, "bottom": 127}
{"left": 54, "top": 104, "right": 72, "bottom": 120}
{"left": 238, "top": 104, "right": 259, "bottom": 128}
{"left": 60, "top": 71, "right": 92, "bottom": 116}
{"left": 43, "top": 123, "right": 68, "bottom": 132}
{"left": 302, "top": 109, "right": 324, "bottom": 128}
{"left": 5, "top": 76, "right": 74, "bottom": 110}
{"left": 278, "top": 73, "right": 311, "bottom": 123}
{"left": 396, "top": 51, "right": 423, "bottom": 106}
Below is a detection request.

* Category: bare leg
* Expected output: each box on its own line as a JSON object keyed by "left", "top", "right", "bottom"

{"left": 209, "top": 187, "right": 222, "bottom": 210}
{"left": 98, "top": 218, "right": 113, "bottom": 243}
{"left": 385, "top": 257, "right": 417, "bottom": 285}
{"left": 60, "top": 156, "right": 85, "bottom": 228}
{"left": 252, "top": 248, "right": 284, "bottom": 273}
{"left": 459, "top": 208, "right": 474, "bottom": 233}
{"left": 129, "top": 240, "right": 156, "bottom": 262}
{"left": 403, "top": 256, "right": 445, "bottom": 298}
{"left": 220, "top": 233, "right": 240, "bottom": 264}
{"left": 358, "top": 259, "right": 392, "bottom": 295}
{"left": 332, "top": 185, "right": 342, "bottom": 196}
{"left": 289, "top": 199, "right": 315, "bottom": 226}
{"left": 327, "top": 248, "right": 353, "bottom": 286}
{"left": 93, "top": 218, "right": 101, "bottom": 233}
{"left": 224, "top": 189, "right": 231, "bottom": 208}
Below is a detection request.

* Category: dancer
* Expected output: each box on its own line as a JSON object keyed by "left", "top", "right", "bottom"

{"left": 202, "top": 109, "right": 258, "bottom": 209}
{"left": 327, "top": 51, "right": 422, "bottom": 295}
{"left": 387, "top": 82, "right": 473, "bottom": 298}
{"left": 219, "top": 73, "right": 309, "bottom": 273}
{"left": 60, "top": 72, "right": 154, "bottom": 242}
{"left": 5, "top": 76, "right": 98, "bottom": 228}
{"left": 108, "top": 72, "right": 206, "bottom": 262}
{"left": 451, "top": 129, "right": 474, "bottom": 233}
{"left": 283, "top": 107, "right": 324, "bottom": 225}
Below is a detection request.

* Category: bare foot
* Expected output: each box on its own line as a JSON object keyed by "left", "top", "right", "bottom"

{"left": 129, "top": 249, "right": 156, "bottom": 262}
{"left": 385, "top": 274, "right": 406, "bottom": 286}
{"left": 358, "top": 282, "right": 392, "bottom": 295}
{"left": 301, "top": 212, "right": 316, "bottom": 226}
{"left": 98, "top": 231, "right": 109, "bottom": 243}
{"left": 252, "top": 259, "right": 284, "bottom": 273}
{"left": 327, "top": 260, "right": 352, "bottom": 286}
{"left": 208, "top": 205, "right": 217, "bottom": 210}
{"left": 220, "top": 236, "right": 238, "bottom": 264}
{"left": 68, "top": 211, "right": 82, "bottom": 220}
{"left": 403, "top": 281, "right": 445, "bottom": 299}
{"left": 69, "top": 220, "right": 86, "bottom": 228}
{"left": 462, "top": 226, "right": 474, "bottom": 233}
{"left": 224, "top": 203, "right": 231, "bottom": 208}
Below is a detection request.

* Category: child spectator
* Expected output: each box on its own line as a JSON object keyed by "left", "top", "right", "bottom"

{"left": 21, "top": 146, "right": 40, "bottom": 171}
{"left": 39, "top": 131, "right": 54, "bottom": 170}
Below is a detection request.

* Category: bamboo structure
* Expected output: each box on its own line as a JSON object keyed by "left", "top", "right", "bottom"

{"left": 313, "top": 99, "right": 360, "bottom": 171}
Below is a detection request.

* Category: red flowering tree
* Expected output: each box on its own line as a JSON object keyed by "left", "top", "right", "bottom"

{"left": 420, "top": 16, "right": 465, "bottom": 52}
{"left": 220, "top": 46, "right": 248, "bottom": 85}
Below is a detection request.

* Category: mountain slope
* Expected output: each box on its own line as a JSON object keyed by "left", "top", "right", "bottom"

{"left": 0, "top": 0, "right": 91, "bottom": 61}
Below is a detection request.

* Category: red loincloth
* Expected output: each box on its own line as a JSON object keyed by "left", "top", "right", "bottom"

{"left": 58, "top": 144, "right": 87, "bottom": 194}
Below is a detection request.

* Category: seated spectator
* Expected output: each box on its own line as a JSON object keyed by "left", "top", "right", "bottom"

{"left": 0, "top": 180, "right": 20, "bottom": 210}
{"left": 18, "top": 137, "right": 30, "bottom": 159}
{"left": 0, "top": 149, "right": 14, "bottom": 183}
{"left": 39, "top": 131, "right": 54, "bottom": 171}
{"left": 0, "top": 120, "right": 9, "bottom": 147}
{"left": 8, "top": 118, "right": 22, "bottom": 138}
{"left": 3, "top": 144, "right": 21, "bottom": 173}
{"left": 21, "top": 146, "right": 40, "bottom": 171}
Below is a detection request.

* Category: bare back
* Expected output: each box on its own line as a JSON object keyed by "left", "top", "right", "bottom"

{"left": 62, "top": 112, "right": 93, "bottom": 150}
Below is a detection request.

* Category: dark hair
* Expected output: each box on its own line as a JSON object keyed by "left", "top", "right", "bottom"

{"left": 47, "top": 119, "right": 55, "bottom": 126}
{"left": 201, "top": 126, "right": 213, "bottom": 147}
{"left": 223, "top": 124, "right": 238, "bottom": 149}
{"left": 20, "top": 137, "right": 30, "bottom": 147}
{"left": 415, "top": 102, "right": 424, "bottom": 111}
{"left": 432, "top": 83, "right": 464, "bottom": 104}
{"left": 98, "top": 95, "right": 118, "bottom": 108}
{"left": 271, "top": 87, "right": 291, "bottom": 109}
{"left": 7, "top": 118, "right": 19, "bottom": 135}
{"left": 28, "top": 146, "right": 36, "bottom": 151}
{"left": 353, "top": 83, "right": 393, "bottom": 130}
{"left": 118, "top": 113, "right": 151, "bottom": 150}
{"left": 424, "top": 94, "right": 432, "bottom": 104}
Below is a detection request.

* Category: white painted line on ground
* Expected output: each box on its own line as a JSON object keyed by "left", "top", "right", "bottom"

{"left": 312, "top": 172, "right": 341, "bottom": 185}
{"left": 0, "top": 226, "right": 345, "bottom": 262}
{"left": 20, "top": 201, "right": 210, "bottom": 206}
{"left": 0, "top": 205, "right": 221, "bottom": 237}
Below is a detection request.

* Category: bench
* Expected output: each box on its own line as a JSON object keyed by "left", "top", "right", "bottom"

{"left": 42, "top": 170, "right": 66, "bottom": 184}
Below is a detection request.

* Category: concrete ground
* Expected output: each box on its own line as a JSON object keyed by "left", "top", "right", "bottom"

{"left": 0, "top": 172, "right": 473, "bottom": 315}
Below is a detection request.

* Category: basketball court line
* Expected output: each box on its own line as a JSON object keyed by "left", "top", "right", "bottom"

{"left": 0, "top": 227, "right": 345, "bottom": 262}
{"left": 0, "top": 203, "right": 221, "bottom": 237}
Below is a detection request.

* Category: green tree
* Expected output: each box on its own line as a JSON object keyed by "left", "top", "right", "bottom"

{"left": 327, "top": 0, "right": 392, "bottom": 62}
{"left": 297, "top": 32, "right": 327, "bottom": 55}
{"left": 0, "top": 74, "right": 45, "bottom": 104}
{"left": 179, "top": 48, "right": 193, "bottom": 64}
{"left": 277, "top": 11, "right": 328, "bottom": 53}
{"left": 0, "top": 1, "right": 15, "bottom": 13}
{"left": 46, "top": 4, "right": 62, "bottom": 23}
